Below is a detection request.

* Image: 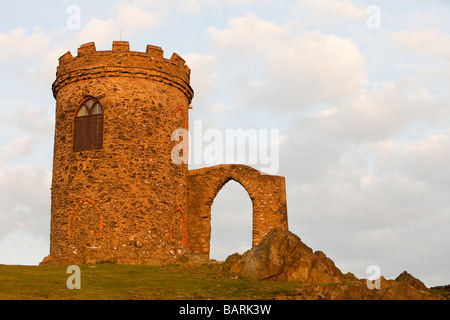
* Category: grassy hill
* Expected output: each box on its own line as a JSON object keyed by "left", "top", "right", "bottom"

{"left": 1, "top": 262, "right": 447, "bottom": 300}
{"left": 0, "top": 262, "right": 302, "bottom": 300}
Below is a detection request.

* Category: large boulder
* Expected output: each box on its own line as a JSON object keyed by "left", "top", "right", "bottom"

{"left": 230, "top": 228, "right": 348, "bottom": 284}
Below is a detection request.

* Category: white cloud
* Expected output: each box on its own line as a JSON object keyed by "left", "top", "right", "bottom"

{"left": 0, "top": 100, "right": 54, "bottom": 165}
{"left": 306, "top": 79, "right": 450, "bottom": 142}
{"left": 206, "top": 13, "right": 368, "bottom": 110}
{"left": 75, "top": 18, "right": 119, "bottom": 49}
{"left": 178, "top": 0, "right": 202, "bottom": 14}
{"left": 0, "top": 26, "right": 67, "bottom": 91}
{"left": 285, "top": 140, "right": 450, "bottom": 286}
{"left": 14, "top": 106, "right": 54, "bottom": 136}
{"left": 132, "top": 0, "right": 221, "bottom": 15}
{"left": 0, "top": 164, "right": 51, "bottom": 240}
{"left": 75, "top": 3, "right": 163, "bottom": 48}
{"left": 183, "top": 53, "right": 221, "bottom": 108}
{"left": 0, "top": 27, "right": 50, "bottom": 61}
{"left": 0, "top": 229, "right": 49, "bottom": 265}
{"left": 299, "top": 0, "right": 366, "bottom": 20}
{"left": 225, "top": 0, "right": 284, "bottom": 6}
{"left": 211, "top": 102, "right": 228, "bottom": 112}
{"left": 1, "top": 135, "right": 41, "bottom": 163}
{"left": 281, "top": 111, "right": 450, "bottom": 286}
{"left": 283, "top": 128, "right": 450, "bottom": 231}
{"left": 207, "top": 13, "right": 289, "bottom": 56}
{"left": 365, "top": 131, "right": 450, "bottom": 186}
{"left": 115, "top": 2, "right": 161, "bottom": 33}
{"left": 391, "top": 27, "right": 450, "bottom": 61}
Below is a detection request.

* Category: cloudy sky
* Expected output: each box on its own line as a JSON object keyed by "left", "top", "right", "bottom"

{"left": 0, "top": 0, "right": 449, "bottom": 287}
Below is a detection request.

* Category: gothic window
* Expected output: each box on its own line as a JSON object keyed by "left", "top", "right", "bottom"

{"left": 73, "top": 98, "right": 103, "bottom": 152}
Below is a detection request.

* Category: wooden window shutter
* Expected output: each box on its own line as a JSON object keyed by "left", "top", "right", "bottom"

{"left": 92, "top": 114, "right": 103, "bottom": 150}
{"left": 73, "top": 117, "right": 85, "bottom": 152}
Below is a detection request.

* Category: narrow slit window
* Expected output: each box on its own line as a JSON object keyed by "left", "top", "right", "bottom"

{"left": 73, "top": 98, "right": 104, "bottom": 152}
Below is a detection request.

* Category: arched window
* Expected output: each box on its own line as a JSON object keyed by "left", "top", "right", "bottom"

{"left": 73, "top": 98, "right": 103, "bottom": 152}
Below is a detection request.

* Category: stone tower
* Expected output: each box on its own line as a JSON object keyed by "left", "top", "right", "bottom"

{"left": 42, "top": 41, "right": 289, "bottom": 266}
{"left": 43, "top": 41, "right": 193, "bottom": 265}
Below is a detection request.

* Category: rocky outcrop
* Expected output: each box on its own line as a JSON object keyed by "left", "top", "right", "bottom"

{"left": 395, "top": 270, "right": 428, "bottom": 292}
{"left": 227, "top": 228, "right": 445, "bottom": 300}
{"left": 276, "top": 279, "right": 444, "bottom": 300}
{"left": 229, "top": 228, "right": 349, "bottom": 284}
{"left": 430, "top": 284, "right": 450, "bottom": 299}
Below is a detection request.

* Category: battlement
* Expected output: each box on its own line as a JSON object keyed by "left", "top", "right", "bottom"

{"left": 53, "top": 41, "right": 193, "bottom": 102}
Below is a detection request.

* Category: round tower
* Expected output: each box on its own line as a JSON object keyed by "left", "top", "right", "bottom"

{"left": 42, "top": 41, "right": 194, "bottom": 265}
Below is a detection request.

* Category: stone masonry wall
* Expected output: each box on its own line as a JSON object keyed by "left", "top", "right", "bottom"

{"left": 42, "top": 41, "right": 194, "bottom": 265}
{"left": 186, "top": 164, "right": 288, "bottom": 258}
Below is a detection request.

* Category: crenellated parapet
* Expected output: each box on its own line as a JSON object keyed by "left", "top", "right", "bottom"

{"left": 52, "top": 41, "right": 193, "bottom": 103}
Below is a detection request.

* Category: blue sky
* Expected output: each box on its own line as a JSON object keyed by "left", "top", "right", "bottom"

{"left": 0, "top": 0, "right": 449, "bottom": 287}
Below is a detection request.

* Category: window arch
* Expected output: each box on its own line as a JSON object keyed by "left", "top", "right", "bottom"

{"left": 73, "top": 98, "right": 103, "bottom": 152}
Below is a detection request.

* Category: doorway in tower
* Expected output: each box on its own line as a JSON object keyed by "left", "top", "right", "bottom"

{"left": 209, "top": 180, "right": 253, "bottom": 261}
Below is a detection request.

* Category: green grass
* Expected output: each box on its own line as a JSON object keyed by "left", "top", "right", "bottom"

{"left": 0, "top": 263, "right": 303, "bottom": 300}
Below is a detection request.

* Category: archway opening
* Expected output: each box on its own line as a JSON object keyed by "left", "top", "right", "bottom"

{"left": 210, "top": 180, "right": 253, "bottom": 261}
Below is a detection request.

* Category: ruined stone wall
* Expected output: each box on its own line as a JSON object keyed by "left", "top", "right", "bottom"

{"left": 186, "top": 164, "right": 288, "bottom": 258}
{"left": 43, "top": 41, "right": 194, "bottom": 265}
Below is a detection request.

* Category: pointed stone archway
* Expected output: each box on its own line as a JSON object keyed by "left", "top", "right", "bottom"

{"left": 186, "top": 164, "right": 288, "bottom": 258}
